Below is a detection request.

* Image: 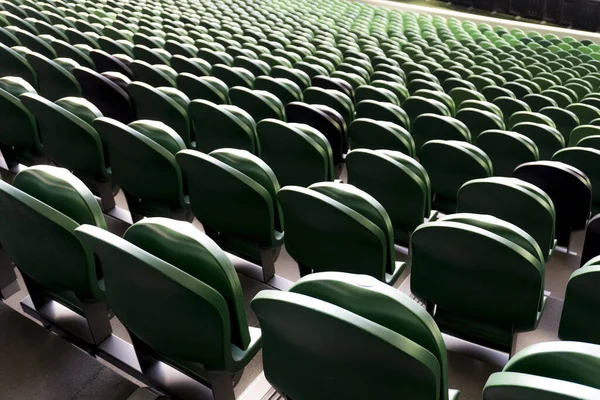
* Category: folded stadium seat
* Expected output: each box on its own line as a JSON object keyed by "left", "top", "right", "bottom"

{"left": 232, "top": 56, "right": 270, "bottom": 78}
{"left": 277, "top": 182, "right": 405, "bottom": 283}
{"left": 449, "top": 87, "right": 486, "bottom": 109}
{"left": 0, "top": 76, "right": 46, "bottom": 167}
{"left": 98, "top": 36, "right": 134, "bottom": 58}
{"left": 354, "top": 84, "right": 399, "bottom": 106}
{"left": 165, "top": 41, "right": 198, "bottom": 59}
{"left": 348, "top": 118, "right": 414, "bottom": 157}
{"left": 538, "top": 106, "right": 579, "bottom": 144}
{"left": 511, "top": 122, "right": 565, "bottom": 160}
{"left": 0, "top": 42, "right": 36, "bottom": 86}
{"left": 514, "top": 161, "right": 591, "bottom": 247}
{"left": 270, "top": 66, "right": 311, "bottom": 91}
{"left": 578, "top": 134, "right": 600, "bottom": 150}
{"left": 0, "top": 165, "right": 111, "bottom": 344}
{"left": 421, "top": 140, "right": 493, "bottom": 213}
{"left": 553, "top": 147, "right": 600, "bottom": 213}
{"left": 456, "top": 107, "right": 505, "bottom": 140}
{"left": 170, "top": 55, "right": 211, "bottom": 76}
{"left": 457, "top": 99, "right": 503, "bottom": 120}
{"left": 20, "top": 93, "right": 117, "bottom": 210}
{"left": 254, "top": 76, "right": 302, "bottom": 105}
{"left": 354, "top": 99, "right": 410, "bottom": 131}
{"left": 303, "top": 86, "right": 353, "bottom": 125}
{"left": 176, "top": 73, "right": 229, "bottom": 104}
{"left": 64, "top": 28, "right": 99, "bottom": 49}
{"left": 508, "top": 110, "right": 556, "bottom": 130}
{"left": 579, "top": 213, "right": 600, "bottom": 267}
{"left": 128, "top": 81, "right": 193, "bottom": 147}
{"left": 286, "top": 102, "right": 347, "bottom": 168}
{"left": 51, "top": 40, "right": 95, "bottom": 69}
{"left": 312, "top": 75, "right": 355, "bottom": 101}
{"left": 411, "top": 213, "right": 546, "bottom": 353}
{"left": 412, "top": 88, "right": 455, "bottom": 115}
{"left": 569, "top": 125, "right": 600, "bottom": 146}
{"left": 229, "top": 86, "right": 286, "bottom": 122}
{"left": 13, "top": 30, "right": 57, "bottom": 59}
{"left": 346, "top": 149, "right": 434, "bottom": 246}
{"left": 176, "top": 148, "right": 282, "bottom": 281}
{"left": 132, "top": 44, "right": 172, "bottom": 66}
{"left": 130, "top": 60, "right": 177, "bottom": 87}
{"left": 476, "top": 130, "right": 539, "bottom": 176}
{"left": 493, "top": 96, "right": 532, "bottom": 124}
{"left": 457, "top": 177, "right": 556, "bottom": 260}
{"left": 93, "top": 117, "right": 190, "bottom": 220}
{"left": 24, "top": 52, "right": 81, "bottom": 102}
{"left": 567, "top": 103, "right": 600, "bottom": 126}
{"left": 483, "top": 341, "right": 600, "bottom": 399}
{"left": 188, "top": 99, "right": 258, "bottom": 154}
{"left": 522, "top": 93, "right": 557, "bottom": 112}
{"left": 413, "top": 114, "right": 470, "bottom": 156}
{"left": 252, "top": 272, "right": 460, "bottom": 400}
{"left": 256, "top": 119, "right": 334, "bottom": 187}
{"left": 403, "top": 96, "right": 451, "bottom": 131}
{"left": 88, "top": 50, "right": 134, "bottom": 79}
{"left": 212, "top": 64, "right": 255, "bottom": 89}
{"left": 74, "top": 218, "right": 261, "bottom": 399}
{"left": 72, "top": 66, "right": 134, "bottom": 123}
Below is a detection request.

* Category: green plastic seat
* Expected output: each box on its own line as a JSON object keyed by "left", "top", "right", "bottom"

{"left": 176, "top": 148, "right": 282, "bottom": 282}
{"left": 483, "top": 342, "right": 600, "bottom": 399}
{"left": 128, "top": 81, "right": 192, "bottom": 147}
{"left": 20, "top": 93, "right": 115, "bottom": 210}
{"left": 133, "top": 44, "right": 171, "bottom": 65}
{"left": 25, "top": 52, "right": 81, "bottom": 101}
{"left": 456, "top": 107, "right": 505, "bottom": 140}
{"left": 170, "top": 55, "right": 211, "bottom": 76}
{"left": 130, "top": 60, "right": 177, "bottom": 87}
{"left": 188, "top": 99, "right": 258, "bottom": 154}
{"left": 553, "top": 147, "right": 600, "bottom": 213}
{"left": 493, "top": 96, "right": 532, "bottom": 123}
{"left": 413, "top": 114, "right": 471, "bottom": 155}
{"left": 212, "top": 64, "right": 255, "bottom": 89}
{"left": 457, "top": 100, "right": 503, "bottom": 120}
{"left": 449, "top": 87, "right": 486, "bottom": 108}
{"left": 229, "top": 87, "right": 286, "bottom": 122}
{"left": 355, "top": 84, "right": 400, "bottom": 106}
{"left": 508, "top": 111, "right": 556, "bottom": 129}
{"left": 271, "top": 66, "right": 311, "bottom": 91}
{"left": 277, "top": 182, "right": 405, "bottom": 283}
{"left": 346, "top": 149, "right": 433, "bottom": 246}
{"left": 73, "top": 218, "right": 261, "bottom": 399}
{"left": 251, "top": 272, "right": 460, "bottom": 400}
{"left": 355, "top": 99, "right": 410, "bottom": 131}
{"left": 457, "top": 177, "right": 556, "bottom": 260}
{"left": 420, "top": 140, "right": 493, "bottom": 213}
{"left": 476, "top": 130, "right": 539, "bottom": 176}
{"left": 0, "top": 42, "right": 36, "bottom": 86}
{"left": 93, "top": 118, "right": 189, "bottom": 220}
{"left": 13, "top": 29, "right": 57, "bottom": 59}
{"left": 0, "top": 165, "right": 110, "bottom": 345}
{"left": 538, "top": 107, "right": 579, "bottom": 144}
{"left": 349, "top": 118, "right": 414, "bottom": 156}
{"left": 411, "top": 213, "right": 545, "bottom": 352}
{"left": 511, "top": 122, "right": 565, "bottom": 160}
{"left": 176, "top": 73, "right": 229, "bottom": 105}
{"left": 254, "top": 76, "right": 302, "bottom": 106}
{"left": 303, "top": 86, "right": 353, "bottom": 124}
{"left": 566, "top": 103, "right": 600, "bottom": 125}
{"left": 403, "top": 96, "right": 451, "bottom": 129}
{"left": 256, "top": 119, "right": 334, "bottom": 187}
{"left": 522, "top": 94, "right": 557, "bottom": 112}
{"left": 569, "top": 125, "right": 600, "bottom": 147}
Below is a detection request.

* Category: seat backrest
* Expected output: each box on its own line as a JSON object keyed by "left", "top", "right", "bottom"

{"left": 581, "top": 214, "right": 600, "bottom": 266}
{"left": 26, "top": 51, "right": 80, "bottom": 101}
{"left": 349, "top": 118, "right": 414, "bottom": 157}
{"left": 252, "top": 271, "right": 450, "bottom": 400}
{"left": 229, "top": 86, "right": 286, "bottom": 122}
{"left": 0, "top": 166, "right": 105, "bottom": 300}
{"left": 457, "top": 177, "right": 555, "bottom": 260}
{"left": 553, "top": 147, "right": 600, "bottom": 207}
{"left": 0, "top": 42, "right": 36, "bottom": 86}
{"left": 93, "top": 117, "right": 186, "bottom": 207}
{"left": 476, "top": 130, "right": 539, "bottom": 176}
{"left": 0, "top": 76, "right": 40, "bottom": 151}
{"left": 346, "top": 149, "right": 430, "bottom": 245}
{"left": 512, "top": 122, "right": 564, "bottom": 160}
{"left": 411, "top": 214, "right": 544, "bottom": 330}
{"left": 74, "top": 221, "right": 247, "bottom": 371}
{"left": 176, "top": 73, "right": 229, "bottom": 104}
{"left": 20, "top": 93, "right": 108, "bottom": 179}
{"left": 483, "top": 372, "right": 600, "bottom": 400}
{"left": 413, "top": 113, "right": 471, "bottom": 155}
{"left": 456, "top": 107, "right": 506, "bottom": 139}
{"left": 256, "top": 119, "right": 334, "bottom": 186}
{"left": 176, "top": 149, "right": 280, "bottom": 245}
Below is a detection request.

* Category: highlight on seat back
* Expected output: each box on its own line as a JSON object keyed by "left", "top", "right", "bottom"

{"left": 511, "top": 122, "right": 564, "bottom": 160}
{"left": 349, "top": 118, "right": 415, "bottom": 157}
{"left": 457, "top": 177, "right": 556, "bottom": 261}
{"left": 277, "top": 182, "right": 405, "bottom": 284}
{"left": 256, "top": 119, "right": 334, "bottom": 187}
{"left": 476, "top": 130, "right": 539, "bottom": 177}
{"left": 346, "top": 149, "right": 432, "bottom": 246}
{"left": 420, "top": 140, "right": 493, "bottom": 214}
{"left": 303, "top": 86, "right": 354, "bottom": 125}
{"left": 251, "top": 272, "right": 460, "bottom": 400}
{"left": 552, "top": 147, "right": 600, "bottom": 214}
{"left": 176, "top": 148, "right": 283, "bottom": 277}
{"left": 25, "top": 51, "right": 81, "bottom": 101}
{"left": 513, "top": 161, "right": 591, "bottom": 248}
{"left": 176, "top": 73, "right": 229, "bottom": 104}
{"left": 128, "top": 81, "right": 192, "bottom": 147}
{"left": 411, "top": 213, "right": 545, "bottom": 352}
{"left": 93, "top": 117, "right": 189, "bottom": 220}
{"left": 0, "top": 165, "right": 108, "bottom": 344}
{"left": 413, "top": 114, "right": 471, "bottom": 155}
{"left": 229, "top": 86, "right": 286, "bottom": 122}
{"left": 73, "top": 218, "right": 261, "bottom": 397}
{"left": 483, "top": 341, "right": 600, "bottom": 399}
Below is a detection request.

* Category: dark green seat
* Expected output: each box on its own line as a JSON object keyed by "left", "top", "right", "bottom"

{"left": 457, "top": 177, "right": 556, "bottom": 260}
{"left": 476, "top": 130, "right": 539, "bottom": 176}
{"left": 484, "top": 342, "right": 600, "bottom": 399}
{"left": 0, "top": 165, "right": 110, "bottom": 344}
{"left": 411, "top": 213, "right": 545, "bottom": 352}
{"left": 0, "top": 42, "right": 36, "bottom": 86}
{"left": 20, "top": 93, "right": 115, "bottom": 210}
{"left": 128, "top": 81, "right": 192, "bottom": 148}
{"left": 176, "top": 73, "right": 229, "bottom": 104}
{"left": 303, "top": 86, "right": 353, "bottom": 125}
{"left": 553, "top": 147, "right": 600, "bottom": 213}
{"left": 456, "top": 107, "right": 505, "bottom": 140}
{"left": 523, "top": 93, "right": 557, "bottom": 112}
{"left": 421, "top": 140, "right": 493, "bottom": 213}
{"left": 566, "top": 103, "right": 600, "bottom": 125}
{"left": 355, "top": 99, "right": 410, "bottom": 131}
{"left": 256, "top": 119, "right": 334, "bottom": 187}
{"left": 346, "top": 149, "right": 433, "bottom": 246}
{"left": 449, "top": 87, "right": 486, "bottom": 108}
{"left": 94, "top": 118, "right": 190, "bottom": 220}
{"left": 25, "top": 52, "right": 81, "bottom": 101}
{"left": 74, "top": 218, "right": 261, "bottom": 399}
{"left": 413, "top": 114, "right": 471, "bottom": 155}
{"left": 188, "top": 99, "right": 258, "bottom": 154}
{"left": 511, "top": 122, "right": 564, "bottom": 160}
{"left": 493, "top": 96, "right": 531, "bottom": 124}
{"left": 403, "top": 96, "right": 451, "bottom": 129}
{"left": 508, "top": 111, "right": 556, "bottom": 129}
{"left": 569, "top": 125, "right": 600, "bottom": 147}
{"left": 277, "top": 182, "right": 405, "bottom": 284}
{"left": 176, "top": 148, "right": 282, "bottom": 281}
{"left": 229, "top": 87, "right": 286, "bottom": 122}
{"left": 254, "top": 76, "right": 302, "bottom": 105}
{"left": 538, "top": 107, "right": 579, "bottom": 144}
{"left": 130, "top": 60, "right": 177, "bottom": 87}
{"left": 349, "top": 118, "right": 414, "bottom": 156}
{"left": 170, "top": 55, "right": 211, "bottom": 76}
{"left": 212, "top": 64, "right": 255, "bottom": 89}
{"left": 251, "top": 272, "right": 460, "bottom": 400}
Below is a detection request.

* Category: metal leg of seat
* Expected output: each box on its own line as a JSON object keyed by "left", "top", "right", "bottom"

{"left": 208, "top": 372, "right": 236, "bottom": 400}
{"left": 0, "top": 247, "right": 18, "bottom": 299}
{"left": 79, "top": 299, "right": 113, "bottom": 345}
{"left": 259, "top": 248, "right": 277, "bottom": 282}
{"left": 97, "top": 180, "right": 116, "bottom": 212}
{"left": 21, "top": 273, "right": 52, "bottom": 329}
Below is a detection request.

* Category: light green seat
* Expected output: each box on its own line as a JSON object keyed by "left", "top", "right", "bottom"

{"left": 74, "top": 218, "right": 261, "bottom": 399}
{"left": 476, "top": 130, "right": 539, "bottom": 176}
{"left": 176, "top": 148, "right": 282, "bottom": 281}
{"left": 277, "top": 182, "right": 405, "bottom": 284}
{"left": 251, "top": 272, "right": 460, "bottom": 400}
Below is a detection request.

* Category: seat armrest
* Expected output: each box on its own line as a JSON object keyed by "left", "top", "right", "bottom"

{"left": 385, "top": 261, "right": 406, "bottom": 286}
{"left": 231, "top": 326, "right": 262, "bottom": 369}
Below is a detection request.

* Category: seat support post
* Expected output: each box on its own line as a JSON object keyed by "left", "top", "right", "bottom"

{"left": 96, "top": 180, "right": 116, "bottom": 212}
{"left": 260, "top": 247, "right": 277, "bottom": 282}
{"left": 208, "top": 372, "right": 236, "bottom": 400}
{"left": 0, "top": 246, "right": 18, "bottom": 299}
{"left": 79, "top": 299, "right": 113, "bottom": 345}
